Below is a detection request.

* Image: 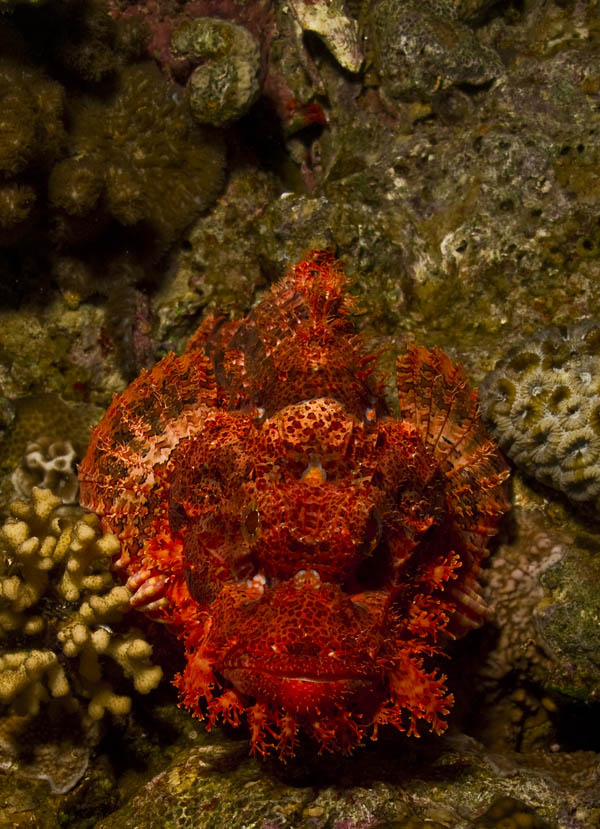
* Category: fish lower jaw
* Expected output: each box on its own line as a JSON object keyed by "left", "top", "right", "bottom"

{"left": 222, "top": 666, "right": 379, "bottom": 715}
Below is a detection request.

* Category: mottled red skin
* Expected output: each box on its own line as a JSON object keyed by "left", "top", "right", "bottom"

{"left": 79, "top": 251, "right": 510, "bottom": 758}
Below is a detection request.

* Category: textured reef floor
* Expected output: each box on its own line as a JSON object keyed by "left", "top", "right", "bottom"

{"left": 0, "top": 0, "right": 600, "bottom": 827}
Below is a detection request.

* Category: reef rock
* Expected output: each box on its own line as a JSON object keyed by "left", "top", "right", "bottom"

{"left": 368, "top": 0, "right": 503, "bottom": 107}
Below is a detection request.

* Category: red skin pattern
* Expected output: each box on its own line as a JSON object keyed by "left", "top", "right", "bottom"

{"left": 79, "top": 250, "right": 510, "bottom": 758}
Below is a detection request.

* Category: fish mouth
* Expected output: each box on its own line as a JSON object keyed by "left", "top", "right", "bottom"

{"left": 222, "top": 666, "right": 380, "bottom": 715}
{"left": 223, "top": 651, "right": 378, "bottom": 685}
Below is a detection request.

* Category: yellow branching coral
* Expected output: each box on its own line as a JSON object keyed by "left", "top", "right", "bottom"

{"left": 0, "top": 486, "right": 162, "bottom": 719}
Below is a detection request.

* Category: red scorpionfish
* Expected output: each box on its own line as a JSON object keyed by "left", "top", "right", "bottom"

{"left": 79, "top": 250, "right": 510, "bottom": 759}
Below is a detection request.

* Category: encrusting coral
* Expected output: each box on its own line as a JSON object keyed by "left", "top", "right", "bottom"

{"left": 0, "top": 486, "right": 162, "bottom": 720}
{"left": 480, "top": 320, "right": 600, "bottom": 512}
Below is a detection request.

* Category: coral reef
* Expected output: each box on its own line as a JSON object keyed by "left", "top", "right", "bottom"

{"left": 0, "top": 392, "right": 103, "bottom": 515}
{"left": 171, "top": 18, "right": 262, "bottom": 126}
{"left": 367, "top": 0, "right": 502, "bottom": 107}
{"left": 0, "top": 2, "right": 227, "bottom": 403}
{"left": 96, "top": 731, "right": 600, "bottom": 829}
{"left": 108, "top": 0, "right": 358, "bottom": 144}
{"left": 230, "top": 1, "right": 600, "bottom": 375}
{"left": 0, "top": 2, "right": 144, "bottom": 249}
{"left": 0, "top": 2, "right": 226, "bottom": 365}
{"left": 50, "top": 61, "right": 226, "bottom": 260}
{"left": 11, "top": 437, "right": 79, "bottom": 504}
{"left": 0, "top": 30, "right": 65, "bottom": 245}
{"left": 80, "top": 250, "right": 509, "bottom": 758}
{"left": 154, "top": 165, "right": 278, "bottom": 353}
{"left": 0, "top": 0, "right": 599, "bottom": 822}
{"left": 0, "top": 486, "right": 162, "bottom": 719}
{"left": 479, "top": 321, "right": 600, "bottom": 512}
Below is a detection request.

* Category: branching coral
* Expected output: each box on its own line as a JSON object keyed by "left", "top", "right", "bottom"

{"left": 0, "top": 486, "right": 162, "bottom": 719}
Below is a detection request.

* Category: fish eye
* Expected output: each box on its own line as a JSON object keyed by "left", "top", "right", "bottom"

{"left": 361, "top": 509, "right": 382, "bottom": 556}
{"left": 241, "top": 506, "right": 260, "bottom": 542}
{"left": 168, "top": 499, "right": 187, "bottom": 533}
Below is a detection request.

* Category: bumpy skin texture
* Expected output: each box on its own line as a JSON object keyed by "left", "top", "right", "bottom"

{"left": 79, "top": 251, "right": 509, "bottom": 758}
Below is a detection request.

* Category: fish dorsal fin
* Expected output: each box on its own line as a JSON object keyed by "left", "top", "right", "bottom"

{"left": 79, "top": 349, "right": 217, "bottom": 530}
{"left": 396, "top": 345, "right": 479, "bottom": 463}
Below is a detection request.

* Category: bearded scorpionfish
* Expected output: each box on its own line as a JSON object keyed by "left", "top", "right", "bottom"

{"left": 79, "top": 250, "right": 510, "bottom": 758}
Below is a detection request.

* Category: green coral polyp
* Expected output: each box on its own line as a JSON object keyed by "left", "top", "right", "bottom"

{"left": 507, "top": 351, "right": 540, "bottom": 373}
{"left": 548, "top": 385, "right": 570, "bottom": 412}
{"left": 480, "top": 320, "right": 600, "bottom": 512}
{"left": 48, "top": 158, "right": 103, "bottom": 216}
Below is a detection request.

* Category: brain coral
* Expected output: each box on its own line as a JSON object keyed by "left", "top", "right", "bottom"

{"left": 479, "top": 321, "right": 600, "bottom": 510}
{"left": 171, "top": 18, "right": 262, "bottom": 127}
